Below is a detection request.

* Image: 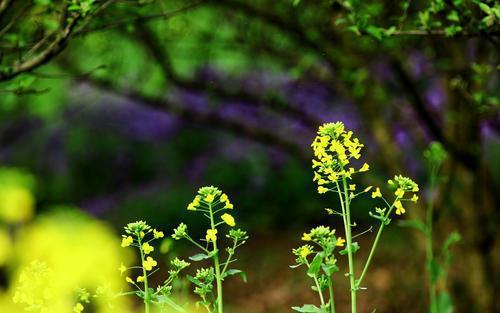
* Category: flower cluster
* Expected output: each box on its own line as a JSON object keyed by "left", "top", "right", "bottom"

{"left": 370, "top": 175, "right": 419, "bottom": 215}
{"left": 173, "top": 186, "right": 248, "bottom": 313}
{"left": 119, "top": 220, "right": 188, "bottom": 311}
{"left": 311, "top": 122, "right": 369, "bottom": 194}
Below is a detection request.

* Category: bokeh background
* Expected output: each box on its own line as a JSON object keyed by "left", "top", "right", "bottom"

{"left": 0, "top": 1, "right": 499, "bottom": 312}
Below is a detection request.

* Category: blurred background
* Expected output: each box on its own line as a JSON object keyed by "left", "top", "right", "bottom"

{"left": 0, "top": 0, "right": 498, "bottom": 312}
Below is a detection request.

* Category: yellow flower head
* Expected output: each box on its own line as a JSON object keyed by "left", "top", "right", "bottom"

{"left": 371, "top": 187, "right": 382, "bottom": 198}
{"left": 136, "top": 276, "right": 144, "bottom": 283}
{"left": 220, "top": 193, "right": 228, "bottom": 203}
{"left": 153, "top": 229, "right": 164, "bottom": 239}
{"left": 73, "top": 302, "right": 84, "bottom": 313}
{"left": 336, "top": 237, "right": 346, "bottom": 247}
{"left": 205, "top": 194, "right": 215, "bottom": 203}
{"left": 359, "top": 163, "right": 369, "bottom": 172}
{"left": 349, "top": 184, "right": 356, "bottom": 191}
{"left": 142, "top": 242, "right": 154, "bottom": 254}
{"left": 221, "top": 213, "right": 236, "bottom": 227}
{"left": 311, "top": 122, "right": 365, "bottom": 187}
{"left": 224, "top": 201, "right": 234, "bottom": 209}
{"left": 318, "top": 186, "right": 329, "bottom": 194}
{"left": 300, "top": 246, "right": 311, "bottom": 258}
{"left": 302, "top": 232, "right": 312, "bottom": 241}
{"left": 143, "top": 257, "right": 157, "bottom": 271}
{"left": 205, "top": 229, "right": 218, "bottom": 242}
{"left": 125, "top": 276, "right": 133, "bottom": 284}
{"left": 411, "top": 194, "right": 419, "bottom": 203}
{"left": 121, "top": 236, "right": 133, "bottom": 248}
{"left": 395, "top": 188, "right": 405, "bottom": 198}
{"left": 394, "top": 200, "right": 405, "bottom": 215}
{"left": 118, "top": 263, "right": 127, "bottom": 276}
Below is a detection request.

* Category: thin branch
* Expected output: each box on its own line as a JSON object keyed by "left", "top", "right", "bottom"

{"left": 134, "top": 24, "right": 322, "bottom": 128}
{"left": 75, "top": 1, "right": 206, "bottom": 36}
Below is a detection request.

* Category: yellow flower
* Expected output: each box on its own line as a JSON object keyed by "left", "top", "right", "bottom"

{"left": 300, "top": 246, "right": 311, "bottom": 258}
{"left": 394, "top": 200, "right": 405, "bottom": 215}
{"left": 363, "top": 186, "right": 373, "bottom": 192}
{"left": 205, "top": 194, "right": 215, "bottom": 203}
{"left": 137, "top": 276, "right": 144, "bottom": 283}
{"left": 153, "top": 229, "right": 164, "bottom": 239}
{"left": 313, "top": 172, "right": 321, "bottom": 181}
{"left": 371, "top": 187, "right": 382, "bottom": 198}
{"left": 220, "top": 193, "right": 228, "bottom": 202}
{"left": 318, "top": 186, "right": 329, "bottom": 194}
{"left": 411, "top": 194, "right": 419, "bottom": 203}
{"left": 126, "top": 276, "right": 134, "bottom": 284}
{"left": 224, "top": 201, "right": 234, "bottom": 209}
{"left": 412, "top": 186, "right": 419, "bottom": 192}
{"left": 359, "top": 163, "right": 369, "bottom": 172}
{"left": 349, "top": 184, "right": 356, "bottom": 191}
{"left": 73, "top": 302, "right": 84, "bottom": 313}
{"left": 221, "top": 213, "right": 236, "bottom": 227}
{"left": 121, "top": 236, "right": 133, "bottom": 247}
{"left": 187, "top": 202, "right": 197, "bottom": 211}
{"left": 142, "top": 242, "right": 154, "bottom": 254}
{"left": 205, "top": 229, "right": 218, "bottom": 242}
{"left": 336, "top": 237, "right": 346, "bottom": 246}
{"left": 302, "top": 233, "right": 311, "bottom": 241}
{"left": 388, "top": 179, "right": 394, "bottom": 185}
{"left": 143, "top": 257, "right": 157, "bottom": 271}
{"left": 395, "top": 188, "right": 405, "bottom": 198}
{"left": 118, "top": 263, "right": 127, "bottom": 276}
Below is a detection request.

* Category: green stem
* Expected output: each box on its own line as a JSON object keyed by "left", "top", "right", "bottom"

{"left": 327, "top": 276, "right": 336, "bottom": 313}
{"left": 208, "top": 203, "right": 223, "bottom": 313}
{"left": 428, "top": 167, "right": 437, "bottom": 313}
{"left": 336, "top": 177, "right": 356, "bottom": 313}
{"left": 312, "top": 275, "right": 326, "bottom": 308}
{"left": 137, "top": 233, "right": 151, "bottom": 313}
{"left": 357, "top": 202, "right": 396, "bottom": 288}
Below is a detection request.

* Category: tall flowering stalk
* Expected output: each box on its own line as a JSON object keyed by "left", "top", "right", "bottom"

{"left": 120, "top": 221, "right": 190, "bottom": 313}
{"left": 172, "top": 186, "right": 248, "bottom": 313}
{"left": 306, "top": 122, "right": 419, "bottom": 313}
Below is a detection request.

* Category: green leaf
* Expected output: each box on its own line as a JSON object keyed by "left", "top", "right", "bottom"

{"left": 307, "top": 254, "right": 323, "bottom": 278}
{"left": 365, "top": 25, "right": 383, "bottom": 40}
{"left": 442, "top": 232, "right": 461, "bottom": 252}
{"left": 222, "top": 269, "right": 247, "bottom": 283}
{"left": 436, "top": 291, "right": 453, "bottom": 313}
{"left": 479, "top": 3, "right": 492, "bottom": 15}
{"left": 322, "top": 263, "right": 339, "bottom": 276}
{"left": 189, "top": 253, "right": 210, "bottom": 261}
{"left": 398, "top": 219, "right": 426, "bottom": 233}
{"left": 156, "top": 296, "right": 187, "bottom": 312}
{"left": 292, "top": 304, "right": 324, "bottom": 312}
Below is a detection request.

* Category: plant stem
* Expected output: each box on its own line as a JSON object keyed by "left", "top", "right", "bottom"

{"left": 357, "top": 203, "right": 395, "bottom": 288}
{"left": 137, "top": 233, "right": 150, "bottom": 313}
{"left": 313, "top": 275, "right": 326, "bottom": 308}
{"left": 427, "top": 167, "right": 437, "bottom": 313}
{"left": 336, "top": 177, "right": 356, "bottom": 313}
{"left": 327, "top": 276, "right": 336, "bottom": 313}
{"left": 208, "top": 203, "right": 223, "bottom": 313}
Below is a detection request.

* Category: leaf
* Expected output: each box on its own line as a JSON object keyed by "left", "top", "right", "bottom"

{"left": 442, "top": 232, "right": 461, "bottom": 252}
{"left": 189, "top": 251, "right": 215, "bottom": 261}
{"left": 398, "top": 219, "right": 426, "bottom": 233}
{"left": 156, "top": 296, "right": 187, "bottom": 313}
{"left": 436, "top": 291, "right": 453, "bottom": 313}
{"left": 223, "top": 269, "right": 247, "bottom": 283}
{"left": 479, "top": 3, "right": 492, "bottom": 15}
{"left": 292, "top": 304, "right": 324, "bottom": 312}
{"left": 365, "top": 25, "right": 383, "bottom": 40}
{"left": 307, "top": 254, "right": 323, "bottom": 278}
{"left": 322, "top": 263, "right": 339, "bottom": 276}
